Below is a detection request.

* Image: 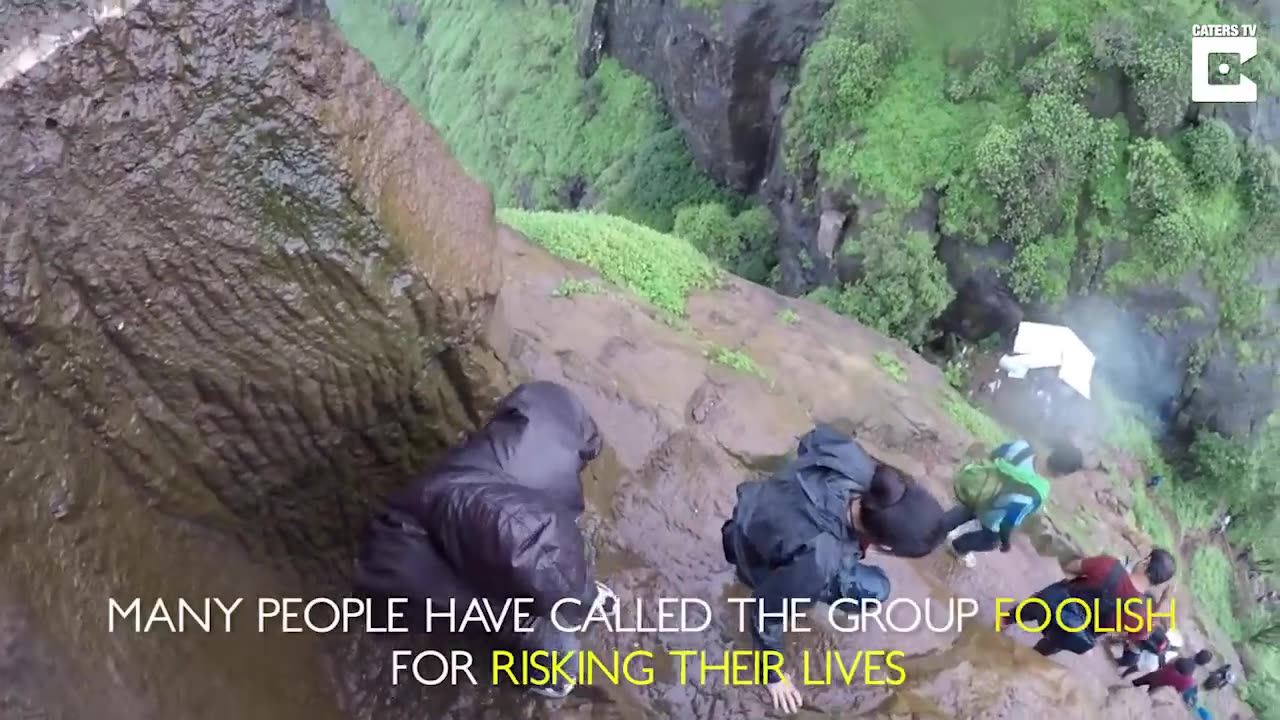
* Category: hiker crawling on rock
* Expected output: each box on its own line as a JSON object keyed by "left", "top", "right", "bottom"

{"left": 721, "top": 424, "right": 946, "bottom": 715}
{"left": 940, "top": 439, "right": 1083, "bottom": 568}
{"left": 1203, "top": 663, "right": 1236, "bottom": 691}
{"left": 1116, "top": 624, "right": 1178, "bottom": 677}
{"left": 1027, "top": 550, "right": 1176, "bottom": 657}
{"left": 1132, "top": 650, "right": 1212, "bottom": 700}
{"left": 352, "top": 381, "right": 616, "bottom": 700}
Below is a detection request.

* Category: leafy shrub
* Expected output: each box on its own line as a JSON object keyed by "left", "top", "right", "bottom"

{"left": 873, "top": 351, "right": 908, "bottom": 383}
{"left": 976, "top": 94, "right": 1113, "bottom": 244}
{"left": 786, "top": 38, "right": 889, "bottom": 162}
{"left": 597, "top": 129, "right": 733, "bottom": 231}
{"left": 806, "top": 218, "right": 953, "bottom": 346}
{"left": 1127, "top": 138, "right": 1189, "bottom": 215}
{"left": 1190, "top": 429, "right": 1261, "bottom": 502}
{"left": 674, "top": 203, "right": 778, "bottom": 285}
{"left": 1243, "top": 143, "right": 1280, "bottom": 214}
{"left": 1186, "top": 119, "right": 1242, "bottom": 189}
{"left": 1130, "top": 34, "right": 1189, "bottom": 135}
{"left": 1009, "top": 233, "right": 1077, "bottom": 304}
{"left": 708, "top": 346, "right": 765, "bottom": 377}
{"left": 499, "top": 209, "right": 719, "bottom": 314}
{"left": 1089, "top": 14, "right": 1188, "bottom": 135}
{"left": 1138, "top": 206, "right": 1205, "bottom": 278}
{"left": 948, "top": 57, "right": 1003, "bottom": 102}
{"left": 1018, "top": 42, "right": 1087, "bottom": 98}
{"left": 783, "top": 0, "right": 913, "bottom": 166}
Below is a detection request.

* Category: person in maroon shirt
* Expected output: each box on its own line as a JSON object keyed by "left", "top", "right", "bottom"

{"left": 1134, "top": 656, "right": 1197, "bottom": 695}
{"left": 1032, "top": 550, "right": 1177, "bottom": 655}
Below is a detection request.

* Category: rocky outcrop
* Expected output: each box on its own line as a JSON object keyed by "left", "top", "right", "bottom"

{"left": 587, "top": 0, "right": 833, "bottom": 193}
{"left": 1, "top": 1, "right": 507, "bottom": 717}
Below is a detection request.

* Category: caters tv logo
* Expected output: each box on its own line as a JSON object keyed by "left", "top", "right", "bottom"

{"left": 1192, "top": 24, "right": 1259, "bottom": 103}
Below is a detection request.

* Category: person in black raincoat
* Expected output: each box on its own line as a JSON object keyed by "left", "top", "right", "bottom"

{"left": 721, "top": 424, "right": 947, "bottom": 715}
{"left": 353, "top": 381, "right": 614, "bottom": 699}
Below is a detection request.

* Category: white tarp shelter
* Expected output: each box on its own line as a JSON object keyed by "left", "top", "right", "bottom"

{"left": 997, "top": 322, "right": 1096, "bottom": 400}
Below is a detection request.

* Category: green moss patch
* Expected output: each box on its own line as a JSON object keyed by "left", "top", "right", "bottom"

{"left": 500, "top": 209, "right": 720, "bottom": 315}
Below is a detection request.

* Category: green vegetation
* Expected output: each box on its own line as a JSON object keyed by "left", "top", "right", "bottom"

{"left": 674, "top": 203, "right": 778, "bottom": 284}
{"left": 873, "top": 351, "right": 908, "bottom": 383}
{"left": 553, "top": 278, "right": 604, "bottom": 298}
{"left": 708, "top": 346, "right": 766, "bottom": 377}
{"left": 1186, "top": 119, "right": 1243, "bottom": 189}
{"left": 943, "top": 358, "right": 970, "bottom": 391}
{"left": 941, "top": 390, "right": 1009, "bottom": 447}
{"left": 677, "top": 0, "right": 725, "bottom": 10}
{"left": 1190, "top": 544, "right": 1242, "bottom": 639}
{"left": 1125, "top": 475, "right": 1175, "bottom": 551}
{"left": 499, "top": 209, "right": 719, "bottom": 314}
{"left": 332, "top": 0, "right": 733, "bottom": 231}
{"left": 777, "top": 308, "right": 800, "bottom": 325}
{"left": 782, "top": 0, "right": 1278, "bottom": 354}
{"left": 807, "top": 215, "right": 954, "bottom": 345}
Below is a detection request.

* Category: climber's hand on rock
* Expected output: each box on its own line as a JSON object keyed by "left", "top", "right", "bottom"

{"left": 766, "top": 673, "right": 802, "bottom": 714}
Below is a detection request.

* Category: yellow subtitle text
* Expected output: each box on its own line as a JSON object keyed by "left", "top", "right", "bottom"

{"left": 490, "top": 650, "right": 907, "bottom": 687}
{"left": 993, "top": 597, "right": 1175, "bottom": 634}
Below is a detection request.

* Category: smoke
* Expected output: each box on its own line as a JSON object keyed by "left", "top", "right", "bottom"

{"left": 1057, "top": 294, "right": 1190, "bottom": 429}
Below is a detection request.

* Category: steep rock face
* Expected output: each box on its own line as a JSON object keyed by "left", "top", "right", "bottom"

{"left": 588, "top": 0, "right": 833, "bottom": 193}
{"left": 1, "top": 1, "right": 507, "bottom": 718}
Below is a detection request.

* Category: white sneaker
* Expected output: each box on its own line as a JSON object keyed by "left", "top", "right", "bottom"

{"left": 527, "top": 681, "right": 575, "bottom": 699}
{"left": 946, "top": 542, "right": 978, "bottom": 568}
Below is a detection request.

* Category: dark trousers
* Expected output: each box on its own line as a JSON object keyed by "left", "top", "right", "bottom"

{"left": 940, "top": 505, "right": 1002, "bottom": 554}
{"left": 1035, "top": 636, "right": 1062, "bottom": 656}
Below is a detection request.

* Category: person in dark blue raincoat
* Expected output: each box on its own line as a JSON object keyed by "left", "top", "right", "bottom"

{"left": 720, "top": 424, "right": 947, "bottom": 715}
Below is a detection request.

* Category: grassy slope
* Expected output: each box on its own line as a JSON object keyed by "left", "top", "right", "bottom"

{"left": 331, "top": 0, "right": 732, "bottom": 232}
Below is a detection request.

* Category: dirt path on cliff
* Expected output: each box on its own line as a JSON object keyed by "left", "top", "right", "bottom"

{"left": 466, "top": 229, "right": 1225, "bottom": 720}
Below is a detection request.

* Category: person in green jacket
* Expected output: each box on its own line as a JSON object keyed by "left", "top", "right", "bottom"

{"left": 940, "top": 439, "right": 1083, "bottom": 568}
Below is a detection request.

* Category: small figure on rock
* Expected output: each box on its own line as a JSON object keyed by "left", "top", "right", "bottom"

{"left": 1116, "top": 624, "right": 1177, "bottom": 677}
{"left": 1023, "top": 549, "right": 1177, "bottom": 657}
{"left": 1203, "top": 663, "right": 1236, "bottom": 691}
{"left": 1133, "top": 655, "right": 1203, "bottom": 697}
{"left": 940, "top": 438, "right": 1083, "bottom": 568}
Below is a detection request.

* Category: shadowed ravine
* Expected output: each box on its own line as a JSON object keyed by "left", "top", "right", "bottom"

{"left": 0, "top": 2, "right": 1250, "bottom": 720}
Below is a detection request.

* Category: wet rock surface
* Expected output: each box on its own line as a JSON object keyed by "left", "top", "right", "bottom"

{"left": 590, "top": 0, "right": 833, "bottom": 193}
{"left": 488, "top": 229, "right": 1255, "bottom": 719}
{"left": 2, "top": 1, "right": 505, "bottom": 718}
{"left": 1, "top": 2, "right": 1258, "bottom": 719}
